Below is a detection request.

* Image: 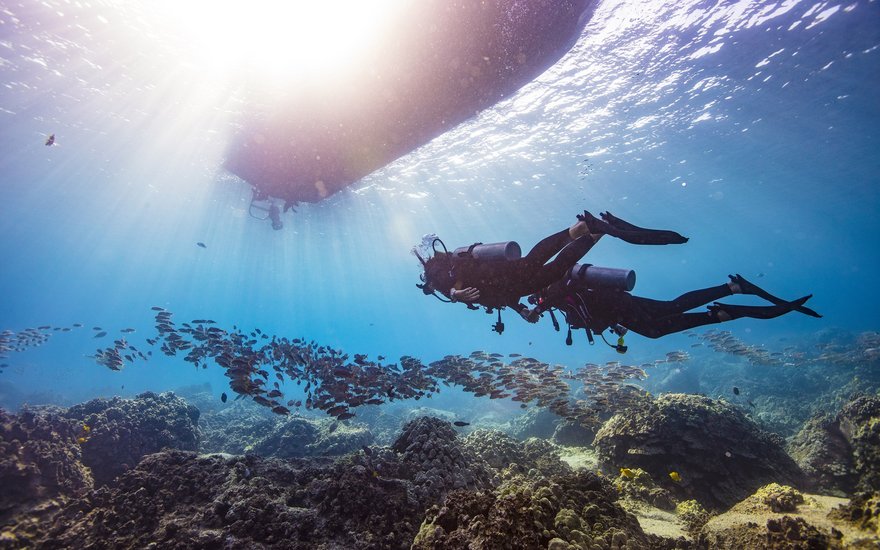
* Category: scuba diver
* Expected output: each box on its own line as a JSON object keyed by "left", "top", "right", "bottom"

{"left": 416, "top": 210, "right": 819, "bottom": 344}
{"left": 528, "top": 267, "right": 819, "bottom": 352}
{"left": 415, "top": 210, "right": 689, "bottom": 332}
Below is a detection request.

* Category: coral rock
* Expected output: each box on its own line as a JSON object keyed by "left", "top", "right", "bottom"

{"left": 594, "top": 394, "right": 804, "bottom": 510}
{"left": 63, "top": 392, "right": 200, "bottom": 486}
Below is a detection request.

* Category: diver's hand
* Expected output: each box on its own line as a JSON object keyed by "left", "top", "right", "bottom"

{"left": 451, "top": 287, "right": 480, "bottom": 303}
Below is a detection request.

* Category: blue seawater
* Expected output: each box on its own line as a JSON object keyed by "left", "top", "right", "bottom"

{"left": 0, "top": 0, "right": 877, "bottom": 417}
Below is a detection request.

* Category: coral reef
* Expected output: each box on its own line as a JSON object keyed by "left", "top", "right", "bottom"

{"left": 787, "top": 413, "right": 855, "bottom": 495}
{"left": 675, "top": 500, "right": 709, "bottom": 536}
{"left": 697, "top": 484, "right": 880, "bottom": 549}
{"left": 250, "top": 415, "right": 322, "bottom": 458}
{"left": 62, "top": 391, "right": 200, "bottom": 486}
{"left": 411, "top": 470, "right": 684, "bottom": 550}
{"left": 837, "top": 395, "right": 880, "bottom": 493}
{"left": 461, "top": 429, "right": 527, "bottom": 470}
{"left": 612, "top": 468, "right": 676, "bottom": 511}
{"left": 594, "top": 394, "right": 804, "bottom": 510}
{"left": 392, "top": 416, "right": 493, "bottom": 505}
{"left": 755, "top": 483, "right": 805, "bottom": 513}
{"left": 199, "top": 402, "right": 279, "bottom": 455}
{"left": 522, "top": 438, "right": 574, "bottom": 479}
{"left": 553, "top": 419, "right": 596, "bottom": 447}
{"left": 27, "top": 417, "right": 526, "bottom": 549}
{"left": 700, "top": 514, "right": 840, "bottom": 550}
{"left": 0, "top": 407, "right": 92, "bottom": 545}
{"left": 461, "top": 429, "right": 574, "bottom": 482}
{"left": 201, "top": 404, "right": 374, "bottom": 458}
{"left": 830, "top": 491, "right": 880, "bottom": 536}
{"left": 789, "top": 394, "right": 880, "bottom": 494}
{"left": 509, "top": 407, "right": 559, "bottom": 440}
{"left": 34, "top": 450, "right": 425, "bottom": 549}
{"left": 764, "top": 516, "right": 837, "bottom": 549}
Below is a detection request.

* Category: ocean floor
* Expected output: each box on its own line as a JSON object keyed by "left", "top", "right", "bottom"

{"left": 0, "top": 389, "right": 878, "bottom": 549}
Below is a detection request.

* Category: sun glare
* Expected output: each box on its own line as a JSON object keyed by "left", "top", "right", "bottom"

{"left": 153, "top": 0, "right": 406, "bottom": 86}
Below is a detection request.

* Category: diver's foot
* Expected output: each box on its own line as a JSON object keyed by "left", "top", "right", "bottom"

{"left": 569, "top": 219, "right": 589, "bottom": 239}
{"left": 600, "top": 211, "right": 642, "bottom": 232}
{"left": 728, "top": 273, "right": 764, "bottom": 296}
{"left": 728, "top": 274, "right": 822, "bottom": 318}
{"left": 577, "top": 210, "right": 612, "bottom": 235}
{"left": 710, "top": 295, "right": 811, "bottom": 322}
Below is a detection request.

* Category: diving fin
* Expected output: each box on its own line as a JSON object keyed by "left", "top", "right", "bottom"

{"left": 729, "top": 274, "right": 822, "bottom": 318}
{"left": 578, "top": 210, "right": 689, "bottom": 245}
{"left": 710, "top": 295, "right": 811, "bottom": 321}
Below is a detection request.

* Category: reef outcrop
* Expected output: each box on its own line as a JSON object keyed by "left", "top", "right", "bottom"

{"left": 201, "top": 404, "right": 374, "bottom": 458}
{"left": 62, "top": 391, "right": 200, "bottom": 486}
{"left": 34, "top": 450, "right": 425, "bottom": 549}
{"left": 510, "top": 407, "right": 559, "bottom": 440}
{"left": 392, "top": 416, "right": 493, "bottom": 505}
{"left": 788, "top": 394, "right": 880, "bottom": 494}
{"left": 29, "top": 416, "right": 503, "bottom": 549}
{"left": 411, "top": 470, "right": 684, "bottom": 550}
{"left": 593, "top": 394, "right": 804, "bottom": 510}
{"left": 0, "top": 407, "right": 92, "bottom": 544}
{"left": 695, "top": 483, "right": 880, "bottom": 549}
{"left": 553, "top": 419, "right": 597, "bottom": 447}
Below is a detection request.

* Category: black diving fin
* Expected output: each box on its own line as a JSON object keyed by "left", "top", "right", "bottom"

{"left": 578, "top": 210, "right": 689, "bottom": 245}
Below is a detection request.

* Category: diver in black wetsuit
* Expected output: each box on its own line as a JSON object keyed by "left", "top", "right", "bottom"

{"left": 416, "top": 210, "right": 688, "bottom": 316}
{"left": 524, "top": 210, "right": 820, "bottom": 344}
{"left": 530, "top": 269, "right": 819, "bottom": 343}
{"left": 417, "top": 210, "right": 819, "bottom": 342}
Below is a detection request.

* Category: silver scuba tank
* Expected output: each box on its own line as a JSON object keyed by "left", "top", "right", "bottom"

{"left": 569, "top": 263, "right": 636, "bottom": 291}
{"left": 452, "top": 241, "right": 521, "bottom": 261}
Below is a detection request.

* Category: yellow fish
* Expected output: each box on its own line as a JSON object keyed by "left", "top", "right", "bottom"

{"left": 82, "top": 424, "right": 91, "bottom": 433}
{"left": 77, "top": 437, "right": 87, "bottom": 444}
{"left": 669, "top": 471, "right": 681, "bottom": 482}
{"left": 620, "top": 468, "right": 635, "bottom": 479}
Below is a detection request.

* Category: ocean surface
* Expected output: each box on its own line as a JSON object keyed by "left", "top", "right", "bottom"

{"left": 0, "top": 0, "right": 878, "bottom": 421}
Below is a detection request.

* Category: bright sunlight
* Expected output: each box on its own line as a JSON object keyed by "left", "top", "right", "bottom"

{"left": 152, "top": 0, "right": 407, "bottom": 86}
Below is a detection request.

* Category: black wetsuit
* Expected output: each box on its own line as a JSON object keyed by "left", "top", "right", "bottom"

{"left": 451, "top": 229, "right": 596, "bottom": 309}
{"left": 579, "top": 285, "right": 733, "bottom": 338}
{"left": 566, "top": 284, "right": 801, "bottom": 339}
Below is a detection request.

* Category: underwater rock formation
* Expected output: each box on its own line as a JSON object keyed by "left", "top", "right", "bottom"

{"left": 553, "top": 419, "right": 597, "bottom": 447}
{"left": 755, "top": 483, "right": 806, "bottom": 513}
{"left": 392, "top": 416, "right": 494, "bottom": 506}
{"left": 510, "top": 406, "right": 560, "bottom": 440}
{"left": 461, "top": 429, "right": 574, "bottom": 482}
{"left": 788, "top": 413, "right": 856, "bottom": 495}
{"left": 789, "top": 394, "right": 880, "bottom": 495}
{"left": 694, "top": 483, "right": 877, "bottom": 549}
{"left": 62, "top": 391, "right": 200, "bottom": 486}
{"left": 411, "top": 470, "right": 683, "bottom": 550}
{"left": 0, "top": 407, "right": 92, "bottom": 542}
{"left": 831, "top": 491, "right": 880, "bottom": 537}
{"left": 199, "top": 403, "right": 279, "bottom": 455}
{"left": 34, "top": 450, "right": 426, "bottom": 549}
{"left": 249, "top": 415, "right": 322, "bottom": 458}
{"left": 837, "top": 395, "right": 880, "bottom": 493}
{"left": 594, "top": 394, "right": 804, "bottom": 510}
{"left": 31, "top": 417, "right": 507, "bottom": 549}
{"left": 612, "top": 468, "right": 676, "bottom": 511}
{"left": 201, "top": 404, "right": 374, "bottom": 458}
{"left": 675, "top": 499, "right": 710, "bottom": 537}
{"left": 462, "top": 429, "right": 527, "bottom": 471}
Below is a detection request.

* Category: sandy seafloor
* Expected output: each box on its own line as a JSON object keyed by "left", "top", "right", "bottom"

{"left": 1, "top": 0, "right": 879, "bottom": 548}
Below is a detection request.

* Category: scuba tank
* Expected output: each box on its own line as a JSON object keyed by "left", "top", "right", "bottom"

{"left": 568, "top": 263, "right": 635, "bottom": 292}
{"left": 452, "top": 241, "right": 521, "bottom": 261}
